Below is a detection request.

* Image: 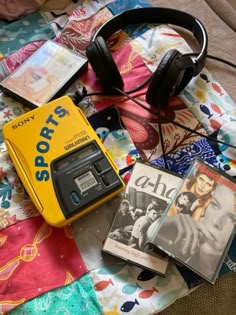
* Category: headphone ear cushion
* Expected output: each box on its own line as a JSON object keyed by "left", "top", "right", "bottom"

{"left": 146, "top": 49, "right": 184, "bottom": 108}
{"left": 86, "top": 36, "right": 124, "bottom": 91}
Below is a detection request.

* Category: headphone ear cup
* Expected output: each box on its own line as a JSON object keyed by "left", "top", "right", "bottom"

{"left": 86, "top": 36, "right": 124, "bottom": 91}
{"left": 146, "top": 49, "right": 184, "bottom": 109}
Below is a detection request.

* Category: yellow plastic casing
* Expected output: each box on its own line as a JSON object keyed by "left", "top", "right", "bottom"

{"left": 3, "top": 96, "right": 125, "bottom": 227}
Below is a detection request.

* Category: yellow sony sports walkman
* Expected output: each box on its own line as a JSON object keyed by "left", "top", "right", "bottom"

{"left": 3, "top": 96, "right": 125, "bottom": 227}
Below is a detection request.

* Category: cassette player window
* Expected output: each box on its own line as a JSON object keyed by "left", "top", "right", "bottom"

{"left": 75, "top": 171, "right": 98, "bottom": 193}
{"left": 54, "top": 143, "right": 97, "bottom": 171}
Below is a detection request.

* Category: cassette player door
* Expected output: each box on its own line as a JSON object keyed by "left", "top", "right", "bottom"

{"left": 51, "top": 140, "right": 123, "bottom": 218}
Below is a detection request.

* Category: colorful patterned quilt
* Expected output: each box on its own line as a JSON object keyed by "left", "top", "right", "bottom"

{"left": 0, "top": 0, "right": 236, "bottom": 314}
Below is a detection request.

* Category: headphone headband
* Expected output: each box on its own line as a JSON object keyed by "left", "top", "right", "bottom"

{"left": 92, "top": 7, "right": 208, "bottom": 74}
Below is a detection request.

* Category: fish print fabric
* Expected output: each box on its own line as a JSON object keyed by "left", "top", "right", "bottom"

{"left": 90, "top": 263, "right": 188, "bottom": 314}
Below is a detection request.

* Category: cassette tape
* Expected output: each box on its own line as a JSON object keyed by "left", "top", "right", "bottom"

{"left": 3, "top": 96, "right": 125, "bottom": 227}
{"left": 0, "top": 40, "right": 88, "bottom": 108}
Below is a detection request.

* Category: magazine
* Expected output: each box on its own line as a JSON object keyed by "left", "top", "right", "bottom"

{"left": 147, "top": 158, "right": 236, "bottom": 284}
{"left": 102, "top": 160, "right": 183, "bottom": 276}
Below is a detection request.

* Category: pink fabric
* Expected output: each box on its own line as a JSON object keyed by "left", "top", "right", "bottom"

{"left": 1, "top": 41, "right": 44, "bottom": 79}
{"left": 0, "top": 215, "right": 87, "bottom": 313}
{"left": 79, "top": 31, "right": 200, "bottom": 160}
{"left": 60, "top": 7, "right": 113, "bottom": 56}
{"left": 80, "top": 41, "right": 152, "bottom": 111}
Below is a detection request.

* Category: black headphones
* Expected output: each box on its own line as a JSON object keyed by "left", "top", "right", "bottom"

{"left": 85, "top": 7, "right": 208, "bottom": 109}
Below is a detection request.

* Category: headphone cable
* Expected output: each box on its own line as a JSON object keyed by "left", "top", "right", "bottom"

{"left": 70, "top": 53, "right": 236, "bottom": 170}
{"left": 70, "top": 75, "right": 153, "bottom": 103}
{"left": 111, "top": 85, "right": 236, "bottom": 146}
{"left": 85, "top": 75, "right": 153, "bottom": 98}
{"left": 73, "top": 54, "right": 235, "bottom": 102}
{"left": 110, "top": 85, "right": 236, "bottom": 170}
{"left": 186, "top": 53, "right": 236, "bottom": 69}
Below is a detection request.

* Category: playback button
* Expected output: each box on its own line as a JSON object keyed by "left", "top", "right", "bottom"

{"left": 94, "top": 162, "right": 102, "bottom": 173}
{"left": 102, "top": 175, "right": 110, "bottom": 186}
{"left": 71, "top": 191, "right": 80, "bottom": 204}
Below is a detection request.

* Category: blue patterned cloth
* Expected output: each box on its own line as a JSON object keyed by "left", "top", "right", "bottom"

{"left": 107, "top": 0, "right": 151, "bottom": 14}
{"left": 151, "top": 137, "right": 219, "bottom": 175}
{"left": 0, "top": 11, "right": 55, "bottom": 57}
{"left": 107, "top": 0, "right": 152, "bottom": 39}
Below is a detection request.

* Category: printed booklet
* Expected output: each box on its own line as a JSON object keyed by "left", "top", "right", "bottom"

{"left": 146, "top": 158, "right": 236, "bottom": 284}
{"left": 102, "top": 160, "right": 183, "bottom": 276}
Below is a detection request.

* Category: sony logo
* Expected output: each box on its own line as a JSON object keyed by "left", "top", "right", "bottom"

{"left": 12, "top": 115, "right": 35, "bottom": 130}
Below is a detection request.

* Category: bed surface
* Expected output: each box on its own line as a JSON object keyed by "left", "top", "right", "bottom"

{"left": 0, "top": 1, "right": 236, "bottom": 314}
